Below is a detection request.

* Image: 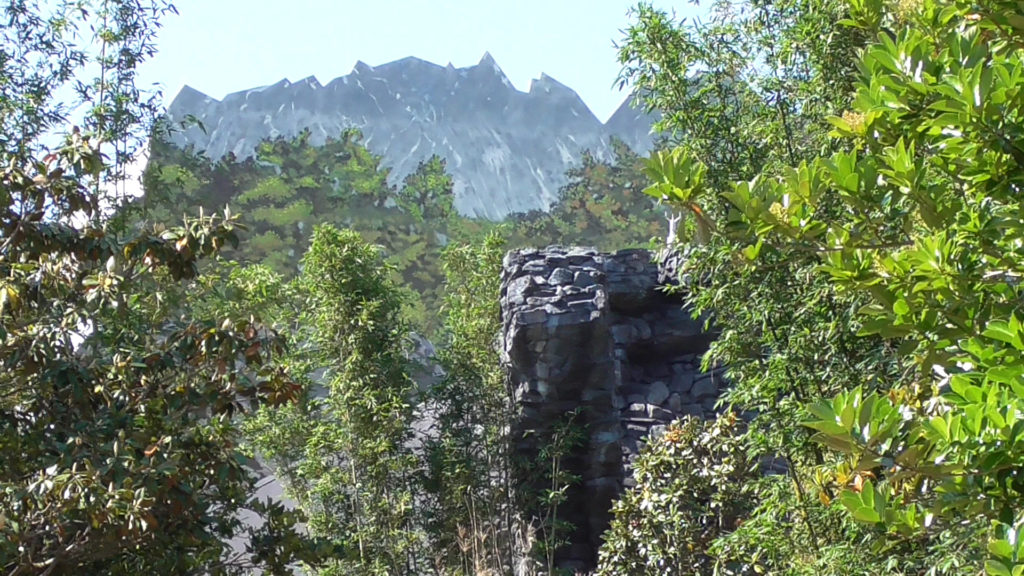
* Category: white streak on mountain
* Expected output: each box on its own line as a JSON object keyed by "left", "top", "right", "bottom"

{"left": 165, "top": 54, "right": 656, "bottom": 220}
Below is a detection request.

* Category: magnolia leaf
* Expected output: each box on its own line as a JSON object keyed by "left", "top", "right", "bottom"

{"left": 984, "top": 320, "right": 1024, "bottom": 351}
{"left": 986, "top": 560, "right": 1013, "bottom": 576}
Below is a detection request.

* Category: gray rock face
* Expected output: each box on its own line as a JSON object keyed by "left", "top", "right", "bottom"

{"left": 500, "top": 247, "right": 722, "bottom": 572}
{"left": 605, "top": 93, "right": 661, "bottom": 154}
{"left": 164, "top": 54, "right": 657, "bottom": 220}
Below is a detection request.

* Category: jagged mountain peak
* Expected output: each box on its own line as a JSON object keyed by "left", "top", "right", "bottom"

{"left": 377, "top": 55, "right": 443, "bottom": 72}
{"left": 266, "top": 78, "right": 292, "bottom": 90}
{"left": 529, "top": 72, "right": 573, "bottom": 95}
{"left": 298, "top": 76, "right": 321, "bottom": 89}
{"left": 606, "top": 92, "right": 660, "bottom": 153}
{"left": 462, "top": 52, "right": 513, "bottom": 91}
{"left": 478, "top": 51, "right": 500, "bottom": 70}
{"left": 170, "top": 84, "right": 214, "bottom": 109}
{"left": 164, "top": 55, "right": 657, "bottom": 220}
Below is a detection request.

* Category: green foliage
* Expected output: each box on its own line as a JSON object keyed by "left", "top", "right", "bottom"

{"left": 619, "top": 0, "right": 866, "bottom": 183}
{"left": 0, "top": 2, "right": 318, "bottom": 573}
{"left": 509, "top": 138, "right": 664, "bottom": 250}
{"left": 244, "top": 226, "right": 424, "bottom": 575}
{"left": 643, "top": 147, "right": 708, "bottom": 205}
{"left": 320, "top": 128, "right": 393, "bottom": 207}
{"left": 423, "top": 232, "right": 520, "bottom": 574}
{"left": 416, "top": 232, "right": 594, "bottom": 575}
{"left": 597, "top": 416, "right": 757, "bottom": 575}
{"left": 598, "top": 0, "right": 983, "bottom": 573}
{"left": 642, "top": 147, "right": 715, "bottom": 245}
{"left": 599, "top": 417, "right": 893, "bottom": 576}
{"left": 766, "top": 1, "right": 1024, "bottom": 568}
{"left": 397, "top": 155, "right": 456, "bottom": 222}
{"left": 224, "top": 230, "right": 590, "bottom": 576}
{"left": 523, "top": 409, "right": 587, "bottom": 576}
{"left": 192, "top": 262, "right": 296, "bottom": 331}
{"left": 142, "top": 129, "right": 455, "bottom": 334}
{"left": 618, "top": 0, "right": 1024, "bottom": 573}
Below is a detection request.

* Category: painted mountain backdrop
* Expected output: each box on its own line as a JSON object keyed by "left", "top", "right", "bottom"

{"left": 165, "top": 53, "right": 656, "bottom": 220}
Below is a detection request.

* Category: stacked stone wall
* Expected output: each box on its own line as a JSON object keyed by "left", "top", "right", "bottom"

{"left": 500, "top": 246, "right": 722, "bottom": 572}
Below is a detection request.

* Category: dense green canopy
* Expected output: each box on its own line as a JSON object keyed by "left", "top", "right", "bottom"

{"left": 3, "top": 0, "right": 1022, "bottom": 574}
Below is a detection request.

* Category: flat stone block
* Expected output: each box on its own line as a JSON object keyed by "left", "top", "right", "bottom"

{"left": 545, "top": 255, "right": 568, "bottom": 267}
{"left": 523, "top": 260, "right": 548, "bottom": 273}
{"left": 650, "top": 406, "right": 675, "bottom": 422}
{"left": 625, "top": 423, "right": 650, "bottom": 435}
{"left": 626, "top": 403, "right": 648, "bottom": 417}
{"left": 516, "top": 308, "right": 547, "bottom": 325}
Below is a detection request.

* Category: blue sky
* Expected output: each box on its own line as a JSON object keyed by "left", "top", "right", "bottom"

{"left": 139, "top": 1, "right": 704, "bottom": 122}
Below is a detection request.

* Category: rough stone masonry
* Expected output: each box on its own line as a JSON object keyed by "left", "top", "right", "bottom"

{"left": 500, "top": 246, "right": 725, "bottom": 573}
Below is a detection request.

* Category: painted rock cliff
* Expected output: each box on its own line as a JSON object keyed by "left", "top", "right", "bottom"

{"left": 165, "top": 55, "right": 655, "bottom": 220}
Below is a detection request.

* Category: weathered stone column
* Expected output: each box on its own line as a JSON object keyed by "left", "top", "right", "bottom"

{"left": 501, "top": 247, "right": 619, "bottom": 572}
{"left": 500, "top": 247, "right": 720, "bottom": 573}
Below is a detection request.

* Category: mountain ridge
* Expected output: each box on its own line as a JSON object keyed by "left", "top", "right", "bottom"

{"left": 165, "top": 54, "right": 656, "bottom": 219}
